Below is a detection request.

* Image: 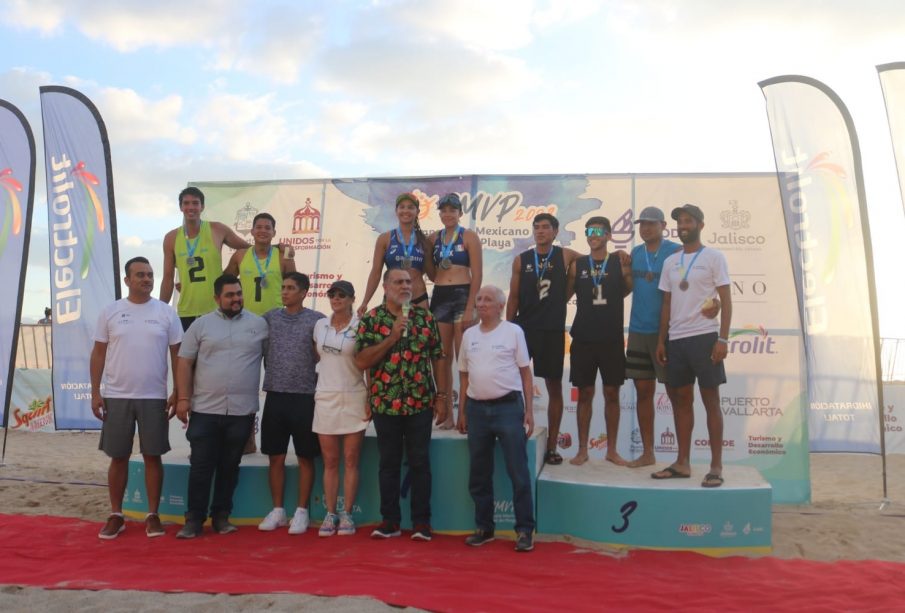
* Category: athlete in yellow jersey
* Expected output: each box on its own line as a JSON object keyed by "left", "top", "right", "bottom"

{"left": 161, "top": 187, "right": 249, "bottom": 330}
{"left": 224, "top": 212, "right": 296, "bottom": 315}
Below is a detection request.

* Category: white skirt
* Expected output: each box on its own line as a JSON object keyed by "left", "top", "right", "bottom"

{"left": 313, "top": 389, "right": 369, "bottom": 435}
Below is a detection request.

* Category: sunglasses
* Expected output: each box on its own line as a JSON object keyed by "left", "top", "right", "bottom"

{"left": 585, "top": 227, "right": 609, "bottom": 237}
{"left": 327, "top": 291, "right": 349, "bottom": 299}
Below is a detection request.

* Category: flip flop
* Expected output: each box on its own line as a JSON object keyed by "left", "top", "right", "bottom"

{"left": 701, "top": 473, "right": 724, "bottom": 488}
{"left": 651, "top": 466, "right": 691, "bottom": 480}
{"left": 544, "top": 450, "right": 563, "bottom": 465}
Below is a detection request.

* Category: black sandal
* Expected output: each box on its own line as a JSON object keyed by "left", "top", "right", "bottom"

{"left": 544, "top": 449, "right": 563, "bottom": 465}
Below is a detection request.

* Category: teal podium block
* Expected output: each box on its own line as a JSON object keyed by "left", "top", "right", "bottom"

{"left": 536, "top": 463, "right": 772, "bottom": 555}
{"left": 124, "top": 425, "right": 546, "bottom": 535}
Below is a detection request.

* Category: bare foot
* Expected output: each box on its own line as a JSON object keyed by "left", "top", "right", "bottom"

{"left": 627, "top": 453, "right": 656, "bottom": 468}
{"left": 605, "top": 453, "right": 628, "bottom": 466}
{"left": 569, "top": 450, "right": 589, "bottom": 466}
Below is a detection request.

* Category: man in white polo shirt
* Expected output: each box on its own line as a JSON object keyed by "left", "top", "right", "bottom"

{"left": 91, "top": 256, "right": 183, "bottom": 539}
{"left": 653, "top": 204, "right": 732, "bottom": 488}
{"left": 458, "top": 285, "right": 535, "bottom": 552}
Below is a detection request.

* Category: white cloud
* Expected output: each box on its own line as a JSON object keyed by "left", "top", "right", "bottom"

{"left": 96, "top": 87, "right": 196, "bottom": 145}
{"left": 122, "top": 235, "right": 144, "bottom": 247}
{"left": 2, "top": 0, "right": 66, "bottom": 35}
{"left": 193, "top": 92, "right": 291, "bottom": 160}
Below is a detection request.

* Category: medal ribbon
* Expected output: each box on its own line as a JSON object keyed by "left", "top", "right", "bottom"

{"left": 253, "top": 246, "right": 273, "bottom": 280}
{"left": 183, "top": 221, "right": 204, "bottom": 260}
{"left": 534, "top": 247, "right": 554, "bottom": 284}
{"left": 395, "top": 227, "right": 416, "bottom": 260}
{"left": 679, "top": 247, "right": 704, "bottom": 286}
{"left": 588, "top": 254, "right": 609, "bottom": 289}
{"left": 644, "top": 243, "right": 662, "bottom": 277}
{"left": 439, "top": 226, "right": 460, "bottom": 262}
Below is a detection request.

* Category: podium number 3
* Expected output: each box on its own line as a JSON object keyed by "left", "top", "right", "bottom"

{"left": 611, "top": 500, "right": 637, "bottom": 534}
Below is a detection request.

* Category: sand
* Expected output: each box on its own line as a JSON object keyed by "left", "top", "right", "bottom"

{"left": 1, "top": 430, "right": 904, "bottom": 610}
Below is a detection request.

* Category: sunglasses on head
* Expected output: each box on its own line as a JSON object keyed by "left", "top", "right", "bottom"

{"left": 585, "top": 227, "right": 608, "bottom": 237}
{"left": 327, "top": 290, "right": 348, "bottom": 299}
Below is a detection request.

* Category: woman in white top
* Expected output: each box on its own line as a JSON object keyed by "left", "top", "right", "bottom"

{"left": 312, "top": 280, "right": 369, "bottom": 536}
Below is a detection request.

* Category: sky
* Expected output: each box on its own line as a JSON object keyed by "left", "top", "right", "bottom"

{"left": 2, "top": 0, "right": 904, "bottom": 339}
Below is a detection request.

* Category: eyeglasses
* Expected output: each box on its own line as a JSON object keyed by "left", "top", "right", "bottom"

{"left": 321, "top": 327, "right": 356, "bottom": 354}
{"left": 585, "top": 227, "right": 608, "bottom": 237}
{"left": 327, "top": 291, "right": 348, "bottom": 299}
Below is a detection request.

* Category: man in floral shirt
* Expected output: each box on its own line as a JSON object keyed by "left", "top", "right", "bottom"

{"left": 355, "top": 268, "right": 448, "bottom": 541}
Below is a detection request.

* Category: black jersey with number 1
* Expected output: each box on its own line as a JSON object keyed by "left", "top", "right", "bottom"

{"left": 570, "top": 255, "right": 625, "bottom": 342}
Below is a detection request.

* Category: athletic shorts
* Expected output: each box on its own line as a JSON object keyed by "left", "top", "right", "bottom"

{"left": 260, "top": 392, "right": 321, "bottom": 458}
{"left": 523, "top": 328, "right": 565, "bottom": 380}
{"left": 625, "top": 332, "right": 669, "bottom": 384}
{"left": 569, "top": 341, "right": 626, "bottom": 387}
{"left": 179, "top": 316, "right": 197, "bottom": 332}
{"left": 666, "top": 333, "right": 726, "bottom": 389}
{"left": 430, "top": 284, "right": 470, "bottom": 324}
{"left": 98, "top": 398, "right": 170, "bottom": 459}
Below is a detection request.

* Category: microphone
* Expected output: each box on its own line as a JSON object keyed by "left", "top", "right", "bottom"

{"left": 401, "top": 299, "right": 411, "bottom": 338}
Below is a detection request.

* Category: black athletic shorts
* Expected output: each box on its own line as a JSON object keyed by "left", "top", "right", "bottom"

{"left": 569, "top": 340, "right": 626, "bottom": 387}
{"left": 260, "top": 392, "right": 320, "bottom": 458}
{"left": 523, "top": 328, "right": 565, "bottom": 380}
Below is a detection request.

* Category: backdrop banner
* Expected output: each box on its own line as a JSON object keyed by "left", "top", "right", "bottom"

{"left": 40, "top": 86, "right": 120, "bottom": 430}
{"left": 0, "top": 100, "right": 35, "bottom": 431}
{"left": 883, "top": 383, "right": 905, "bottom": 455}
{"left": 760, "top": 76, "right": 884, "bottom": 454}
{"left": 878, "top": 62, "right": 905, "bottom": 216}
{"left": 193, "top": 173, "right": 809, "bottom": 502}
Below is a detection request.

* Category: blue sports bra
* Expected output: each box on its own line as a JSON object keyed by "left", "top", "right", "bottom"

{"left": 432, "top": 227, "right": 470, "bottom": 267}
{"left": 384, "top": 229, "right": 426, "bottom": 271}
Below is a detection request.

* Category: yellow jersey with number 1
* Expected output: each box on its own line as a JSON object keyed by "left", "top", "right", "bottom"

{"left": 173, "top": 221, "right": 221, "bottom": 317}
{"left": 239, "top": 246, "right": 283, "bottom": 315}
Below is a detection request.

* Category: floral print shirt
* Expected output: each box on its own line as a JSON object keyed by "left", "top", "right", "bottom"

{"left": 355, "top": 304, "right": 442, "bottom": 415}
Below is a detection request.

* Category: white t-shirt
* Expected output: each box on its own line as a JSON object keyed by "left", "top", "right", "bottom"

{"left": 94, "top": 297, "right": 183, "bottom": 399}
{"left": 458, "top": 320, "right": 530, "bottom": 400}
{"left": 314, "top": 316, "right": 367, "bottom": 393}
{"left": 659, "top": 246, "right": 730, "bottom": 340}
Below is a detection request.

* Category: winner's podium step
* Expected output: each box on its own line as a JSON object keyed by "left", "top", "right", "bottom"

{"left": 536, "top": 462, "right": 772, "bottom": 555}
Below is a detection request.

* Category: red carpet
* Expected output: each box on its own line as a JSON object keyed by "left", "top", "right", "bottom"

{"left": 0, "top": 514, "right": 901, "bottom": 611}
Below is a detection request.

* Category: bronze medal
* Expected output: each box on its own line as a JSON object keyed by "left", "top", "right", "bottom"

{"left": 645, "top": 271, "right": 654, "bottom": 282}
{"left": 679, "top": 279, "right": 689, "bottom": 291}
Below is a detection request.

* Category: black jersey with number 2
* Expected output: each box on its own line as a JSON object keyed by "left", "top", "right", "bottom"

{"left": 515, "top": 246, "right": 567, "bottom": 331}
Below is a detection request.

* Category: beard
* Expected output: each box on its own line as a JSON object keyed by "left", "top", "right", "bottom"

{"left": 679, "top": 226, "right": 701, "bottom": 244}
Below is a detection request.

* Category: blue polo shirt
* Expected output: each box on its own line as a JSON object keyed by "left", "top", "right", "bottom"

{"left": 629, "top": 240, "right": 680, "bottom": 334}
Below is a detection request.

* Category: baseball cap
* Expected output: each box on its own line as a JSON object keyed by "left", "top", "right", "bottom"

{"left": 438, "top": 193, "right": 462, "bottom": 210}
{"left": 634, "top": 206, "right": 665, "bottom": 224}
{"left": 327, "top": 280, "right": 355, "bottom": 297}
{"left": 671, "top": 204, "right": 704, "bottom": 222}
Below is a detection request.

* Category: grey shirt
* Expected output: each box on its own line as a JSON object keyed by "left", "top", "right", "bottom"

{"left": 179, "top": 309, "right": 268, "bottom": 416}
{"left": 262, "top": 307, "right": 326, "bottom": 394}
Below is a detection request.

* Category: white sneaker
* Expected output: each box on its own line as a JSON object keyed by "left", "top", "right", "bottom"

{"left": 258, "top": 507, "right": 288, "bottom": 531}
{"left": 337, "top": 511, "right": 356, "bottom": 536}
{"left": 288, "top": 507, "right": 310, "bottom": 535}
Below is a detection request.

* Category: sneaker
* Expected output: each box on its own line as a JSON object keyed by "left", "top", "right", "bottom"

{"left": 176, "top": 520, "right": 203, "bottom": 539}
{"left": 465, "top": 529, "right": 495, "bottom": 547}
{"left": 98, "top": 514, "right": 125, "bottom": 540}
{"left": 145, "top": 513, "right": 165, "bottom": 538}
{"left": 212, "top": 515, "right": 238, "bottom": 535}
{"left": 318, "top": 512, "right": 338, "bottom": 537}
{"left": 411, "top": 523, "right": 432, "bottom": 542}
{"left": 514, "top": 530, "right": 534, "bottom": 552}
{"left": 370, "top": 521, "right": 401, "bottom": 538}
{"left": 337, "top": 511, "right": 356, "bottom": 536}
{"left": 258, "top": 507, "right": 288, "bottom": 531}
{"left": 288, "top": 508, "right": 310, "bottom": 535}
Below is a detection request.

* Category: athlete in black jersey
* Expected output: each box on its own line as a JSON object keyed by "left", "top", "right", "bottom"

{"left": 506, "top": 213, "right": 580, "bottom": 465}
{"left": 565, "top": 217, "right": 633, "bottom": 466}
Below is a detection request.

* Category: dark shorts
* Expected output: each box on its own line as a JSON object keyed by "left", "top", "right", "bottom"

{"left": 523, "top": 328, "right": 565, "bottom": 380}
{"left": 179, "top": 316, "right": 197, "bottom": 332}
{"left": 430, "top": 284, "right": 470, "bottom": 324}
{"left": 412, "top": 293, "right": 429, "bottom": 307}
{"left": 260, "top": 392, "right": 321, "bottom": 458}
{"left": 625, "top": 332, "right": 669, "bottom": 384}
{"left": 569, "top": 341, "right": 626, "bottom": 387}
{"left": 98, "top": 398, "right": 170, "bottom": 458}
{"left": 667, "top": 333, "right": 727, "bottom": 389}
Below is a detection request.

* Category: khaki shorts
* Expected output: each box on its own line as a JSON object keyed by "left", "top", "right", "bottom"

{"left": 625, "top": 332, "right": 668, "bottom": 384}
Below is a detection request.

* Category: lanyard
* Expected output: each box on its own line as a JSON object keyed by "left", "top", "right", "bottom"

{"left": 395, "top": 227, "right": 415, "bottom": 259}
{"left": 679, "top": 248, "right": 704, "bottom": 285}
{"left": 252, "top": 246, "right": 273, "bottom": 278}
{"left": 534, "top": 247, "right": 554, "bottom": 282}
{"left": 588, "top": 254, "right": 609, "bottom": 288}
{"left": 644, "top": 243, "right": 662, "bottom": 274}
{"left": 183, "top": 221, "right": 203, "bottom": 259}
{"left": 439, "top": 226, "right": 460, "bottom": 260}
